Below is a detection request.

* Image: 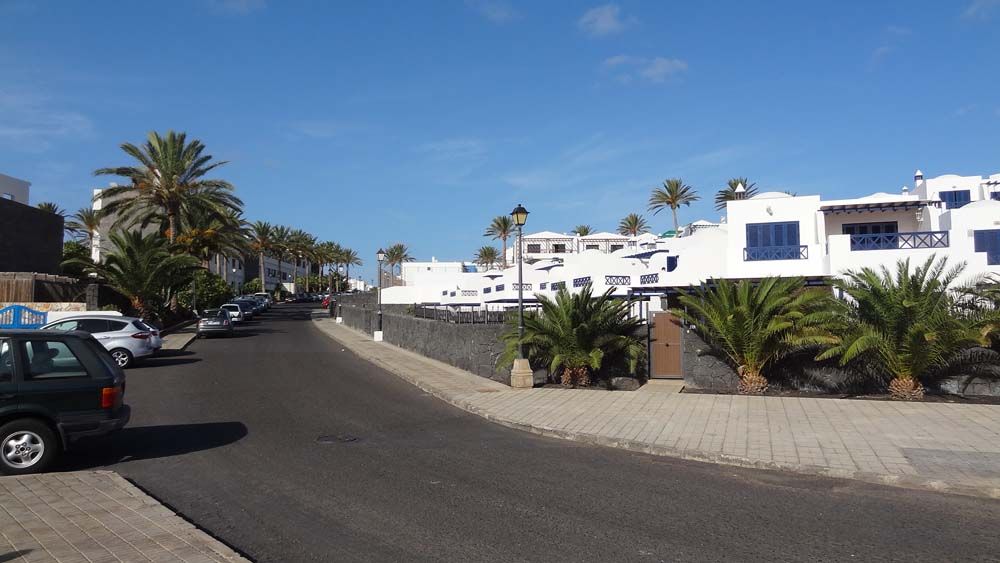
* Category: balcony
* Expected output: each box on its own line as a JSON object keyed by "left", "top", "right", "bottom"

{"left": 743, "top": 245, "right": 808, "bottom": 261}
{"left": 850, "top": 231, "right": 949, "bottom": 251}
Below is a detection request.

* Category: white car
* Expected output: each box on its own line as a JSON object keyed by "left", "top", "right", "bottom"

{"left": 40, "top": 316, "right": 156, "bottom": 368}
{"left": 220, "top": 303, "right": 245, "bottom": 323}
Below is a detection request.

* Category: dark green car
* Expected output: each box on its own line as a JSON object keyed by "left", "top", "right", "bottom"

{"left": 0, "top": 329, "right": 131, "bottom": 475}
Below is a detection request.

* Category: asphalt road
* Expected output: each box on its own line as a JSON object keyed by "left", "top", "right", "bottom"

{"left": 62, "top": 304, "right": 1000, "bottom": 562}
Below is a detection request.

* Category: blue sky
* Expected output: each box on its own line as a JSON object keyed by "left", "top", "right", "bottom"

{"left": 1, "top": 0, "right": 998, "bottom": 283}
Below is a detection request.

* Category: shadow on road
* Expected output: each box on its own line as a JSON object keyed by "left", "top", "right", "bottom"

{"left": 0, "top": 551, "right": 33, "bottom": 563}
{"left": 58, "top": 421, "right": 248, "bottom": 470}
{"left": 142, "top": 349, "right": 201, "bottom": 368}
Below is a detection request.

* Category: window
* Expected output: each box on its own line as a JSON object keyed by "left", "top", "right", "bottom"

{"left": 585, "top": 244, "right": 599, "bottom": 250}
{"left": 745, "top": 221, "right": 804, "bottom": 261}
{"left": 553, "top": 244, "right": 567, "bottom": 253}
{"left": 991, "top": 192, "right": 1000, "bottom": 201}
{"left": 973, "top": 229, "right": 1000, "bottom": 265}
{"left": 50, "top": 319, "right": 111, "bottom": 333}
{"left": 0, "top": 339, "right": 12, "bottom": 383}
{"left": 842, "top": 222, "right": 898, "bottom": 236}
{"left": 107, "top": 320, "right": 129, "bottom": 332}
{"left": 526, "top": 243, "right": 541, "bottom": 253}
{"left": 940, "top": 190, "right": 971, "bottom": 209}
{"left": 23, "top": 340, "right": 88, "bottom": 379}
{"left": 610, "top": 244, "right": 624, "bottom": 252}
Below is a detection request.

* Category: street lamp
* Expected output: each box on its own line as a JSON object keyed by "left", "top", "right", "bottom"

{"left": 375, "top": 248, "right": 386, "bottom": 341}
{"left": 232, "top": 267, "right": 241, "bottom": 296}
{"left": 509, "top": 203, "right": 533, "bottom": 388}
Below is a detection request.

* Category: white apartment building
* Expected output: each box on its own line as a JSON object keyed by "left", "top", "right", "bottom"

{"left": 382, "top": 170, "right": 1000, "bottom": 307}
{"left": 0, "top": 173, "right": 30, "bottom": 204}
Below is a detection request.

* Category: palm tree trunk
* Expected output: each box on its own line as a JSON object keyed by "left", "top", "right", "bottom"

{"left": 345, "top": 264, "right": 350, "bottom": 291}
{"left": 276, "top": 258, "right": 283, "bottom": 293}
{"left": 502, "top": 237, "right": 508, "bottom": 268}
{"left": 671, "top": 207, "right": 679, "bottom": 233}
{"left": 259, "top": 252, "right": 266, "bottom": 291}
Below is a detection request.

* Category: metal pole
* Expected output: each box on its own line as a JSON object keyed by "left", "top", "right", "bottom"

{"left": 377, "top": 259, "right": 383, "bottom": 333}
{"left": 517, "top": 224, "right": 525, "bottom": 359}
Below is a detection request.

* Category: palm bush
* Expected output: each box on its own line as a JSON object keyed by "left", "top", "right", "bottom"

{"left": 820, "top": 257, "right": 1000, "bottom": 399}
{"left": 63, "top": 231, "right": 199, "bottom": 320}
{"left": 675, "top": 277, "right": 838, "bottom": 394}
{"left": 500, "top": 284, "right": 645, "bottom": 387}
{"left": 648, "top": 178, "right": 699, "bottom": 233}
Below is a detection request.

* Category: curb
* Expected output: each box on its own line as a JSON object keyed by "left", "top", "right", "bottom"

{"left": 311, "top": 318, "right": 1000, "bottom": 500}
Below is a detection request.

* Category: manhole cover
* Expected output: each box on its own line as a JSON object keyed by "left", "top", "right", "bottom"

{"left": 317, "top": 434, "right": 360, "bottom": 444}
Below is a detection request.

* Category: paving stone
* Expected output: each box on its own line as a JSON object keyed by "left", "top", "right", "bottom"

{"left": 0, "top": 472, "right": 248, "bottom": 562}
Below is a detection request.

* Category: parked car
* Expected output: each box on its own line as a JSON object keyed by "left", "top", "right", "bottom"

{"left": 133, "top": 320, "right": 162, "bottom": 351}
{"left": 220, "top": 303, "right": 245, "bottom": 323}
{"left": 253, "top": 293, "right": 273, "bottom": 308}
{"left": 233, "top": 299, "right": 258, "bottom": 320}
{"left": 39, "top": 316, "right": 155, "bottom": 369}
{"left": 197, "top": 309, "right": 234, "bottom": 338}
{"left": 0, "top": 329, "right": 131, "bottom": 475}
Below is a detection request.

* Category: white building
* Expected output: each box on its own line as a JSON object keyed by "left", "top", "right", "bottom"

{"left": 381, "top": 170, "right": 1000, "bottom": 308}
{"left": 0, "top": 173, "right": 30, "bottom": 204}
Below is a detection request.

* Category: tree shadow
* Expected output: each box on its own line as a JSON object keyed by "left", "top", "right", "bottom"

{"left": 0, "top": 551, "right": 32, "bottom": 563}
{"left": 58, "top": 421, "right": 248, "bottom": 470}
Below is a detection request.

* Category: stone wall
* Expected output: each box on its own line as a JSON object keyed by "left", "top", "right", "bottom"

{"left": 0, "top": 199, "right": 63, "bottom": 274}
{"left": 336, "top": 298, "right": 510, "bottom": 384}
{"left": 680, "top": 329, "right": 739, "bottom": 391}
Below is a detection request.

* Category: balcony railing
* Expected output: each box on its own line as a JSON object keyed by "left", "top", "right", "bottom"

{"left": 605, "top": 275, "right": 631, "bottom": 286}
{"left": 743, "top": 245, "right": 808, "bottom": 261}
{"left": 850, "top": 231, "right": 949, "bottom": 251}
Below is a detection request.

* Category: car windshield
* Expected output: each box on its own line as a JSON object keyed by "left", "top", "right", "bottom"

{"left": 203, "top": 309, "right": 227, "bottom": 318}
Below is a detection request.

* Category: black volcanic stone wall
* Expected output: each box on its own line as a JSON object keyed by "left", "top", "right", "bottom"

{"left": 0, "top": 198, "right": 63, "bottom": 274}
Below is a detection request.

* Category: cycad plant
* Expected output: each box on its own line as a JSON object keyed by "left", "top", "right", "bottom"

{"left": 63, "top": 231, "right": 199, "bottom": 320}
{"left": 500, "top": 284, "right": 645, "bottom": 387}
{"left": 675, "top": 277, "right": 838, "bottom": 394}
{"left": 819, "top": 257, "right": 1000, "bottom": 400}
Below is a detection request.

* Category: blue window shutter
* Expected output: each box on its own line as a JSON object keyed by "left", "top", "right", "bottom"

{"left": 974, "top": 230, "right": 987, "bottom": 252}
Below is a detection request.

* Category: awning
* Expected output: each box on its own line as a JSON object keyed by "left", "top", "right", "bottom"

{"left": 623, "top": 249, "right": 671, "bottom": 259}
{"left": 820, "top": 200, "right": 941, "bottom": 214}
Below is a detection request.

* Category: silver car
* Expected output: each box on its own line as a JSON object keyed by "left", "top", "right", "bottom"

{"left": 40, "top": 316, "right": 155, "bottom": 368}
{"left": 220, "top": 303, "right": 245, "bottom": 323}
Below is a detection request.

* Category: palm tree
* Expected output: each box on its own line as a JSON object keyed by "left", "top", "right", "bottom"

{"left": 714, "top": 177, "right": 758, "bottom": 212}
{"left": 617, "top": 213, "right": 650, "bottom": 237}
{"left": 36, "top": 202, "right": 66, "bottom": 216}
{"left": 675, "top": 277, "right": 838, "bottom": 394}
{"left": 270, "top": 225, "right": 292, "bottom": 293}
{"left": 62, "top": 230, "right": 199, "bottom": 320}
{"left": 648, "top": 178, "right": 700, "bottom": 233}
{"left": 572, "top": 225, "right": 593, "bottom": 237}
{"left": 94, "top": 130, "right": 242, "bottom": 244}
{"left": 818, "top": 257, "right": 1000, "bottom": 400}
{"left": 383, "top": 243, "right": 414, "bottom": 286}
{"left": 66, "top": 208, "right": 103, "bottom": 249}
{"left": 474, "top": 246, "right": 500, "bottom": 270}
{"left": 340, "top": 247, "right": 362, "bottom": 291}
{"left": 500, "top": 284, "right": 645, "bottom": 387}
{"left": 248, "top": 221, "right": 275, "bottom": 289}
{"left": 287, "top": 230, "right": 314, "bottom": 291}
{"left": 485, "top": 215, "right": 515, "bottom": 268}
{"left": 173, "top": 206, "right": 247, "bottom": 268}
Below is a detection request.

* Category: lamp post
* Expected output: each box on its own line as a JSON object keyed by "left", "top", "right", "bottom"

{"left": 375, "top": 248, "right": 386, "bottom": 341}
{"left": 232, "top": 267, "right": 241, "bottom": 296}
{"left": 509, "top": 203, "right": 533, "bottom": 388}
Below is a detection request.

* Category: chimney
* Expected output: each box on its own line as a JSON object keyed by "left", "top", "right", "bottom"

{"left": 901, "top": 185, "right": 909, "bottom": 195}
{"left": 914, "top": 169, "right": 924, "bottom": 182}
{"left": 734, "top": 182, "right": 747, "bottom": 200}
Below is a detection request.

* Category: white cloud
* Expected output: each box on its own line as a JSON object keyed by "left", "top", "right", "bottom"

{"left": 207, "top": 0, "right": 266, "bottom": 15}
{"left": 640, "top": 57, "right": 688, "bottom": 82}
{"left": 963, "top": 0, "right": 1000, "bottom": 19}
{"left": 415, "top": 138, "right": 486, "bottom": 161}
{"left": 288, "top": 119, "right": 343, "bottom": 138}
{"left": 578, "top": 4, "right": 634, "bottom": 37}
{"left": 870, "top": 44, "right": 893, "bottom": 65}
{"left": 0, "top": 90, "right": 93, "bottom": 152}
{"left": 466, "top": 0, "right": 519, "bottom": 24}
{"left": 954, "top": 104, "right": 978, "bottom": 117}
{"left": 885, "top": 25, "right": 912, "bottom": 35}
{"left": 600, "top": 55, "right": 687, "bottom": 84}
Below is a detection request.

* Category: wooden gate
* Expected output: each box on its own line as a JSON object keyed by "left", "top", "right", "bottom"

{"left": 650, "top": 312, "right": 683, "bottom": 378}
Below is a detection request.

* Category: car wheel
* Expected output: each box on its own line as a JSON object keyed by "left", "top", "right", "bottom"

{"left": 109, "top": 348, "right": 133, "bottom": 369}
{"left": 0, "top": 419, "right": 58, "bottom": 475}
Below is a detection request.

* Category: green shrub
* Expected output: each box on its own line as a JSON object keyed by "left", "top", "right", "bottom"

{"left": 177, "top": 270, "right": 234, "bottom": 310}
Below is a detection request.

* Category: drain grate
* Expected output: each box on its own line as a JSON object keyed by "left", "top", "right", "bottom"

{"left": 317, "top": 434, "right": 360, "bottom": 444}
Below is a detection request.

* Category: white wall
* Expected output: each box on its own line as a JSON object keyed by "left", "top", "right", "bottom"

{"left": 0, "top": 173, "right": 30, "bottom": 205}
{"left": 725, "top": 194, "right": 828, "bottom": 278}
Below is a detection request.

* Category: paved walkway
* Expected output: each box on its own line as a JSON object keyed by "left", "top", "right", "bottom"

{"left": 161, "top": 325, "right": 197, "bottom": 351}
{"left": 313, "top": 318, "right": 1000, "bottom": 498}
{"left": 0, "top": 471, "right": 248, "bottom": 562}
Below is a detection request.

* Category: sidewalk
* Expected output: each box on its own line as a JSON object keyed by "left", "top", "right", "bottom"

{"left": 313, "top": 318, "right": 1000, "bottom": 499}
{"left": 161, "top": 325, "right": 198, "bottom": 351}
{"left": 0, "top": 471, "right": 247, "bottom": 562}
